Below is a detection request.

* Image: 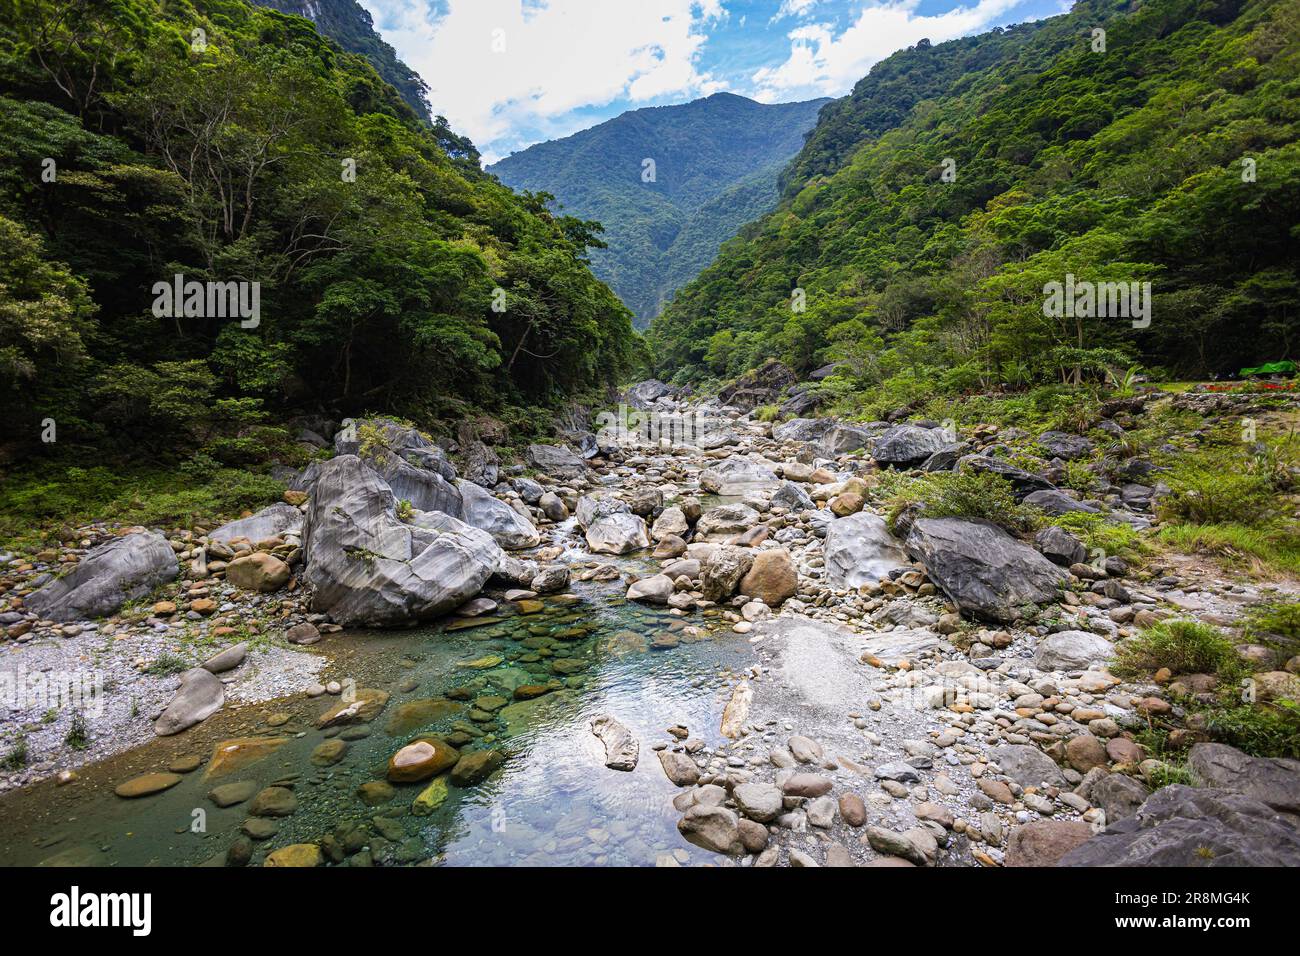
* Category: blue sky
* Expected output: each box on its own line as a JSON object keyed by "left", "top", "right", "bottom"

{"left": 361, "top": 0, "right": 1072, "bottom": 163}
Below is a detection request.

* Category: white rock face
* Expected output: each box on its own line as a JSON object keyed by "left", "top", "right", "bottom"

{"left": 699, "top": 455, "right": 779, "bottom": 495}
{"left": 1034, "top": 630, "right": 1115, "bottom": 671}
{"left": 585, "top": 512, "right": 650, "bottom": 555}
{"left": 455, "top": 479, "right": 539, "bottom": 550}
{"left": 302, "top": 455, "right": 503, "bottom": 626}
{"left": 209, "top": 503, "right": 303, "bottom": 543}
{"left": 25, "top": 531, "right": 178, "bottom": 621}
{"left": 823, "top": 512, "right": 909, "bottom": 589}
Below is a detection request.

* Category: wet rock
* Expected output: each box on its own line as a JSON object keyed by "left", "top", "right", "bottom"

{"left": 449, "top": 749, "right": 504, "bottom": 786}
{"left": 387, "top": 739, "right": 459, "bottom": 783}
{"left": 25, "top": 530, "right": 178, "bottom": 621}
{"left": 317, "top": 688, "right": 390, "bottom": 728}
{"left": 905, "top": 518, "right": 1068, "bottom": 622}
{"left": 154, "top": 668, "right": 224, "bottom": 736}
{"left": 114, "top": 772, "right": 183, "bottom": 799}
{"left": 677, "top": 805, "right": 744, "bottom": 855}
{"left": 209, "top": 781, "right": 259, "bottom": 807}
{"left": 627, "top": 574, "right": 674, "bottom": 604}
{"left": 249, "top": 786, "right": 297, "bottom": 817}
{"left": 658, "top": 750, "right": 700, "bottom": 787}
{"left": 264, "top": 844, "right": 322, "bottom": 867}
{"left": 591, "top": 714, "right": 639, "bottom": 771}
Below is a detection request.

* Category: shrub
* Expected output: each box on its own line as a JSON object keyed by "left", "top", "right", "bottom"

{"left": 1051, "top": 511, "right": 1145, "bottom": 562}
{"left": 1242, "top": 600, "right": 1300, "bottom": 642}
{"left": 886, "top": 469, "right": 1040, "bottom": 536}
{"left": 1203, "top": 699, "right": 1300, "bottom": 759}
{"left": 145, "top": 653, "right": 190, "bottom": 677}
{"left": 753, "top": 404, "right": 781, "bottom": 423}
{"left": 1, "top": 735, "right": 28, "bottom": 770}
{"left": 1112, "top": 619, "right": 1242, "bottom": 680}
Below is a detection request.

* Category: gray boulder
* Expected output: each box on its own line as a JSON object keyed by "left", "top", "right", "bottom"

{"left": 699, "top": 456, "right": 779, "bottom": 496}
{"left": 454, "top": 480, "right": 539, "bottom": 550}
{"left": 957, "top": 455, "right": 1054, "bottom": 499}
{"left": 302, "top": 456, "right": 502, "bottom": 626}
{"left": 872, "top": 425, "right": 947, "bottom": 468}
{"left": 700, "top": 546, "right": 753, "bottom": 602}
{"left": 904, "top": 518, "right": 1068, "bottom": 622}
{"left": 461, "top": 440, "right": 500, "bottom": 487}
{"left": 155, "top": 668, "right": 224, "bottom": 736}
{"left": 526, "top": 443, "right": 587, "bottom": 479}
{"left": 1023, "top": 489, "right": 1100, "bottom": 516}
{"left": 625, "top": 379, "right": 674, "bottom": 409}
{"left": 824, "top": 512, "right": 910, "bottom": 589}
{"left": 627, "top": 574, "right": 674, "bottom": 604}
{"left": 25, "top": 531, "right": 178, "bottom": 621}
{"left": 921, "top": 442, "right": 968, "bottom": 472}
{"left": 575, "top": 494, "right": 629, "bottom": 529}
{"left": 816, "top": 423, "right": 877, "bottom": 457}
{"left": 338, "top": 417, "right": 462, "bottom": 516}
{"left": 696, "top": 503, "right": 760, "bottom": 537}
{"left": 1088, "top": 773, "right": 1151, "bottom": 824}
{"left": 1038, "top": 430, "right": 1094, "bottom": 460}
{"left": 1188, "top": 742, "right": 1300, "bottom": 823}
{"left": 585, "top": 512, "right": 650, "bottom": 555}
{"left": 1035, "top": 525, "right": 1087, "bottom": 566}
{"left": 1058, "top": 786, "right": 1300, "bottom": 866}
{"left": 1034, "top": 630, "right": 1114, "bottom": 671}
{"left": 772, "top": 480, "right": 815, "bottom": 512}
{"left": 772, "top": 418, "right": 836, "bottom": 443}
{"left": 209, "top": 503, "right": 303, "bottom": 543}
{"left": 992, "top": 744, "right": 1068, "bottom": 789}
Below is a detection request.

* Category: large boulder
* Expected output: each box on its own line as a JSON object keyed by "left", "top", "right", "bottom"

{"left": 957, "top": 455, "right": 1054, "bottom": 499}
{"left": 624, "top": 379, "right": 674, "bottom": 409}
{"left": 154, "top": 668, "right": 224, "bottom": 736}
{"left": 302, "top": 456, "right": 502, "bottom": 626}
{"left": 872, "top": 425, "right": 948, "bottom": 468}
{"left": 772, "top": 417, "right": 836, "bottom": 444}
{"left": 696, "top": 503, "right": 760, "bottom": 538}
{"left": 700, "top": 546, "right": 753, "bottom": 602}
{"left": 1187, "top": 742, "right": 1300, "bottom": 823}
{"left": 772, "top": 480, "right": 815, "bottom": 512}
{"left": 1057, "top": 786, "right": 1300, "bottom": 866}
{"left": 716, "top": 359, "right": 796, "bottom": 412}
{"left": 1038, "top": 430, "right": 1094, "bottom": 461}
{"left": 575, "top": 494, "right": 629, "bottom": 529}
{"left": 25, "top": 531, "right": 178, "bottom": 621}
{"left": 816, "top": 423, "right": 877, "bottom": 457}
{"left": 461, "top": 440, "right": 500, "bottom": 488}
{"left": 585, "top": 513, "right": 650, "bottom": 555}
{"left": 992, "top": 744, "right": 1068, "bottom": 789}
{"left": 225, "top": 552, "right": 291, "bottom": 592}
{"left": 1035, "top": 525, "right": 1087, "bottom": 566}
{"left": 739, "top": 549, "right": 798, "bottom": 606}
{"left": 209, "top": 503, "right": 302, "bottom": 543}
{"left": 824, "top": 512, "right": 910, "bottom": 589}
{"left": 337, "top": 417, "right": 462, "bottom": 517}
{"left": 1006, "top": 820, "right": 1094, "bottom": 867}
{"left": 1023, "top": 489, "right": 1100, "bottom": 516}
{"left": 454, "top": 479, "right": 539, "bottom": 550}
{"left": 526, "top": 443, "right": 587, "bottom": 479}
{"left": 699, "top": 456, "right": 779, "bottom": 496}
{"left": 904, "top": 518, "right": 1068, "bottom": 622}
{"left": 1034, "top": 630, "right": 1114, "bottom": 671}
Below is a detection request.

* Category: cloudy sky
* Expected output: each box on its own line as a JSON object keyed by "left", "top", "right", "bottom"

{"left": 362, "top": 0, "right": 1070, "bottom": 164}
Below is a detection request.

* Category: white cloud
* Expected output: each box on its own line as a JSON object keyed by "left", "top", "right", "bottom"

{"left": 751, "top": 0, "right": 1026, "bottom": 101}
{"left": 362, "top": 0, "right": 727, "bottom": 163}
{"left": 772, "top": 0, "right": 821, "bottom": 21}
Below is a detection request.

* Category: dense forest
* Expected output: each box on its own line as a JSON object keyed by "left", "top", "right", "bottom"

{"left": 490, "top": 92, "right": 828, "bottom": 327}
{"left": 648, "top": 0, "right": 1300, "bottom": 405}
{"left": 0, "top": 0, "right": 638, "bottom": 473}
{"left": 251, "top": 0, "right": 433, "bottom": 125}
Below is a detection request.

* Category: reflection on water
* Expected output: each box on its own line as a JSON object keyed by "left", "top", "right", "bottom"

{"left": 0, "top": 579, "right": 754, "bottom": 867}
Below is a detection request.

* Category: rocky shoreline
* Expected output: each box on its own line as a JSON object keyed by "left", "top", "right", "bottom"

{"left": 2, "top": 382, "right": 1298, "bottom": 866}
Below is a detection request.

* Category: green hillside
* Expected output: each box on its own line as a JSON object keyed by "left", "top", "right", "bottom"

{"left": 0, "top": 0, "right": 636, "bottom": 466}
{"left": 648, "top": 0, "right": 1300, "bottom": 406}
{"left": 489, "top": 92, "right": 829, "bottom": 327}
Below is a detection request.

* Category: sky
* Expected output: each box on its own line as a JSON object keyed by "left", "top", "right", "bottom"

{"left": 361, "top": 0, "right": 1072, "bottom": 164}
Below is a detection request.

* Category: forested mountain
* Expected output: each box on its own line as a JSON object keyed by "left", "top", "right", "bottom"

{"left": 251, "top": 0, "right": 432, "bottom": 124}
{"left": 489, "top": 93, "right": 829, "bottom": 327}
{"left": 648, "top": 0, "right": 1300, "bottom": 404}
{"left": 0, "top": 0, "right": 636, "bottom": 465}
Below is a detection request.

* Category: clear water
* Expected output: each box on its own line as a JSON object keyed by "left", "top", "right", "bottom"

{"left": 0, "top": 577, "right": 755, "bottom": 867}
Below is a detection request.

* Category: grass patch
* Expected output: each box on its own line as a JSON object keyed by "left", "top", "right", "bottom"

{"left": 885, "top": 469, "right": 1041, "bottom": 536}
{"left": 0, "top": 462, "right": 285, "bottom": 551}
{"left": 753, "top": 404, "right": 782, "bottom": 423}
{"left": 1112, "top": 619, "right": 1244, "bottom": 681}
{"left": 145, "top": 653, "right": 190, "bottom": 677}
{"left": 64, "top": 711, "right": 89, "bottom": 751}
{"left": 1202, "top": 699, "right": 1300, "bottom": 760}
{"left": 1241, "top": 600, "right": 1300, "bottom": 643}
{"left": 1050, "top": 511, "right": 1147, "bottom": 564}
{"left": 1, "top": 735, "right": 28, "bottom": 770}
{"left": 1156, "top": 522, "right": 1300, "bottom": 576}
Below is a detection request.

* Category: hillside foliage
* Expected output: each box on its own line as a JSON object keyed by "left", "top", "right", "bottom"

{"left": 648, "top": 0, "right": 1300, "bottom": 398}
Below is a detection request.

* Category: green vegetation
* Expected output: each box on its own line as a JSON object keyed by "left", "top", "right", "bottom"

{"left": 1203, "top": 698, "right": 1300, "bottom": 758}
{"left": 884, "top": 469, "right": 1040, "bottom": 536}
{"left": 1050, "top": 510, "right": 1146, "bottom": 563}
{"left": 649, "top": 0, "right": 1300, "bottom": 396}
{"left": 1242, "top": 599, "right": 1300, "bottom": 641}
{"left": 0, "top": 0, "right": 637, "bottom": 505}
{"left": 1, "top": 734, "right": 28, "bottom": 769}
{"left": 64, "top": 709, "right": 89, "bottom": 750}
{"left": 1112, "top": 619, "right": 1244, "bottom": 680}
{"left": 489, "top": 92, "right": 828, "bottom": 327}
{"left": 145, "top": 653, "right": 191, "bottom": 677}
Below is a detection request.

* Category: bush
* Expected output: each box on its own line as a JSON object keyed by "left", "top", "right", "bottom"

{"left": 1051, "top": 511, "right": 1146, "bottom": 562}
{"left": 1112, "top": 619, "right": 1242, "bottom": 680}
{"left": 1242, "top": 600, "right": 1300, "bottom": 642}
{"left": 1203, "top": 699, "right": 1300, "bottom": 759}
{"left": 1158, "top": 467, "right": 1274, "bottom": 525}
{"left": 886, "top": 469, "right": 1040, "bottom": 536}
